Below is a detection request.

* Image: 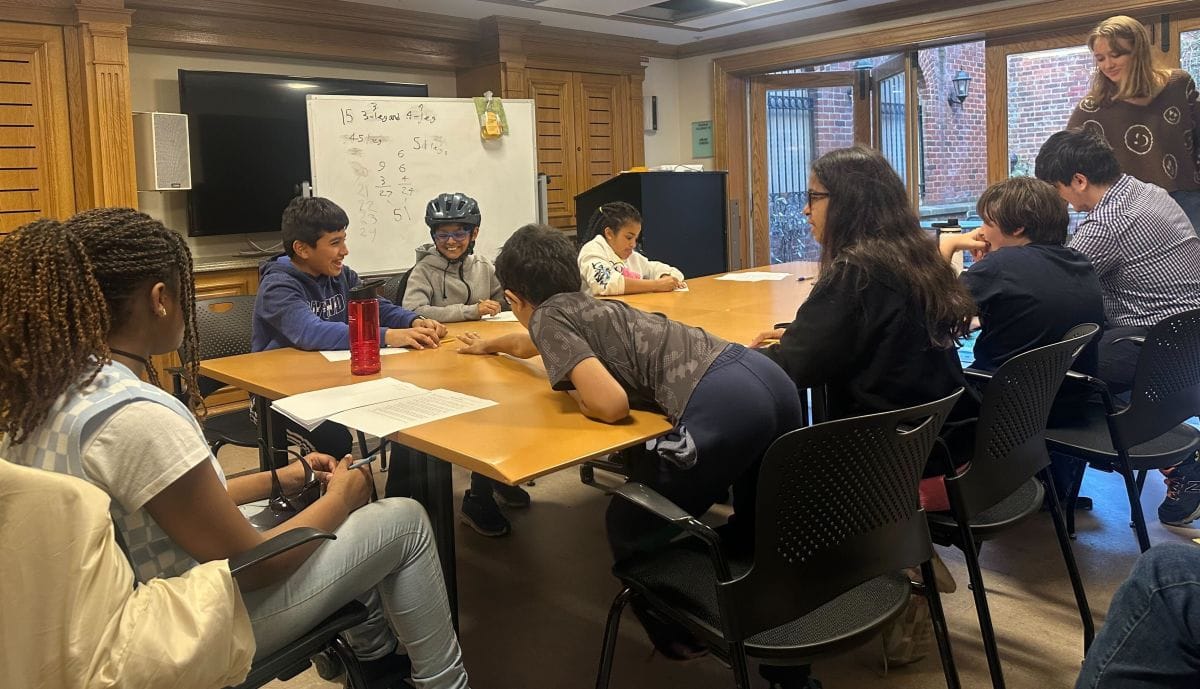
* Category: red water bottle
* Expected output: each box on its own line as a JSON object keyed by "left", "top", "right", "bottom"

{"left": 348, "top": 280, "right": 383, "bottom": 375}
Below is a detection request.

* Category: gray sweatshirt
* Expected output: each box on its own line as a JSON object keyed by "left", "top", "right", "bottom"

{"left": 401, "top": 244, "right": 506, "bottom": 322}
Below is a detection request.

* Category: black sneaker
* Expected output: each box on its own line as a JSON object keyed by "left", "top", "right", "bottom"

{"left": 461, "top": 489, "right": 511, "bottom": 536}
{"left": 1158, "top": 457, "right": 1200, "bottom": 526}
{"left": 493, "top": 482, "right": 531, "bottom": 508}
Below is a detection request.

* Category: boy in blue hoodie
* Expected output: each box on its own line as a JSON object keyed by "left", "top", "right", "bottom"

{"left": 253, "top": 196, "right": 445, "bottom": 456}
{"left": 403, "top": 193, "right": 529, "bottom": 537}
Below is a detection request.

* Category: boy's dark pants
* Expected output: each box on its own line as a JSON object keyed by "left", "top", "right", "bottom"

{"left": 605, "top": 345, "right": 803, "bottom": 561}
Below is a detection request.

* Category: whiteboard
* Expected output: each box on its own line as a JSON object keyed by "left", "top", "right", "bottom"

{"left": 307, "top": 95, "right": 539, "bottom": 275}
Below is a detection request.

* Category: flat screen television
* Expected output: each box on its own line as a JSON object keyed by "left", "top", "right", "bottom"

{"left": 178, "top": 70, "right": 428, "bottom": 237}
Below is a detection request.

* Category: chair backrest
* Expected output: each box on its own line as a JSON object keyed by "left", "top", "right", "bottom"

{"left": 380, "top": 270, "right": 411, "bottom": 305}
{"left": 720, "top": 389, "right": 962, "bottom": 641}
{"left": 1113, "top": 308, "right": 1200, "bottom": 448}
{"left": 185, "top": 295, "right": 257, "bottom": 398}
{"left": 946, "top": 323, "right": 1099, "bottom": 522}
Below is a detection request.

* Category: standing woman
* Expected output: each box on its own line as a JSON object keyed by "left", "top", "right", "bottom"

{"left": 0, "top": 208, "right": 470, "bottom": 689}
{"left": 1067, "top": 15, "right": 1200, "bottom": 229}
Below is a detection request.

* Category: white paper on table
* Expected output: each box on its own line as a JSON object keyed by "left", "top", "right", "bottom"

{"left": 319, "top": 348, "right": 409, "bottom": 362}
{"left": 480, "top": 312, "right": 519, "bottom": 322}
{"left": 673, "top": 285, "right": 690, "bottom": 292}
{"left": 271, "top": 377, "right": 426, "bottom": 431}
{"left": 714, "top": 271, "right": 791, "bottom": 282}
{"left": 332, "top": 389, "right": 497, "bottom": 437}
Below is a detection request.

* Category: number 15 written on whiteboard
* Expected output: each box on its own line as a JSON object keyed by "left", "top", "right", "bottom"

{"left": 340, "top": 108, "right": 354, "bottom": 125}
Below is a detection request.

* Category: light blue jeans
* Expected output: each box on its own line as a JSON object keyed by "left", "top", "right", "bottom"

{"left": 240, "top": 497, "right": 469, "bottom": 689}
{"left": 1075, "top": 543, "right": 1200, "bottom": 688}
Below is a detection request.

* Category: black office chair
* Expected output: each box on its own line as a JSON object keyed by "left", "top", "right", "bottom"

{"left": 380, "top": 269, "right": 412, "bottom": 306}
{"left": 175, "top": 296, "right": 260, "bottom": 456}
{"left": 926, "top": 324, "right": 1099, "bottom": 689}
{"left": 1045, "top": 308, "right": 1200, "bottom": 552}
{"left": 225, "top": 530, "right": 370, "bottom": 689}
{"left": 595, "top": 390, "right": 964, "bottom": 689}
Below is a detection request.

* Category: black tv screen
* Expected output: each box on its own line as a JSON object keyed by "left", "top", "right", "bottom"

{"left": 178, "top": 70, "right": 427, "bottom": 237}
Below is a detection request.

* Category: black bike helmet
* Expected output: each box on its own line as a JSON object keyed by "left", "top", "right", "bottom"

{"left": 425, "top": 193, "right": 481, "bottom": 230}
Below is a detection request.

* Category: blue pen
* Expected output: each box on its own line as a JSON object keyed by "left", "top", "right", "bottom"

{"left": 796, "top": 275, "right": 811, "bottom": 282}
{"left": 347, "top": 446, "right": 383, "bottom": 470}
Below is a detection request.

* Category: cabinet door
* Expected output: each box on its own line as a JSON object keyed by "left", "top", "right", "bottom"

{"left": 575, "top": 73, "right": 629, "bottom": 197}
{"left": 0, "top": 22, "right": 73, "bottom": 236}
{"left": 526, "top": 69, "right": 578, "bottom": 232}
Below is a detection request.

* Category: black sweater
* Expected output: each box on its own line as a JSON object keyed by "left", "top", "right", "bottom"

{"left": 761, "top": 261, "right": 970, "bottom": 421}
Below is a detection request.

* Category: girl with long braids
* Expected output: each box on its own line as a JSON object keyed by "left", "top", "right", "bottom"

{"left": 578, "top": 201, "right": 686, "bottom": 295}
{"left": 0, "top": 208, "right": 470, "bottom": 689}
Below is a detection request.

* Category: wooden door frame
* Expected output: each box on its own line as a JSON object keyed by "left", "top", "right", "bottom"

{"left": 748, "top": 71, "right": 865, "bottom": 266}
{"left": 715, "top": 0, "right": 1199, "bottom": 268}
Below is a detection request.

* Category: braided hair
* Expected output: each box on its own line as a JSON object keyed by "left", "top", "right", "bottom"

{"left": 586, "top": 201, "right": 642, "bottom": 239}
{"left": 0, "top": 208, "right": 200, "bottom": 444}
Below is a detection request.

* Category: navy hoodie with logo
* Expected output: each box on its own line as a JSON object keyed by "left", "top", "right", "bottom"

{"left": 252, "top": 254, "right": 419, "bottom": 352}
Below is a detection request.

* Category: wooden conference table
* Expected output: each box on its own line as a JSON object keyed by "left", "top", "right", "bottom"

{"left": 199, "top": 261, "right": 818, "bottom": 617}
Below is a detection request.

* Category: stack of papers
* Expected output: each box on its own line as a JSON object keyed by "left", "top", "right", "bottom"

{"left": 481, "top": 312, "right": 519, "bottom": 322}
{"left": 319, "top": 348, "right": 409, "bottom": 362}
{"left": 272, "top": 377, "right": 496, "bottom": 438}
{"left": 715, "top": 271, "right": 791, "bottom": 282}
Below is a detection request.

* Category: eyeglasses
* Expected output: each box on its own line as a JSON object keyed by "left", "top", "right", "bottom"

{"left": 433, "top": 229, "right": 471, "bottom": 242}
{"left": 803, "top": 190, "right": 831, "bottom": 206}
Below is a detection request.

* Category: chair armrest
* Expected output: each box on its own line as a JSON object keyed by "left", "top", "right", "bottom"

{"left": 962, "top": 367, "right": 993, "bottom": 383}
{"left": 168, "top": 366, "right": 184, "bottom": 397}
{"left": 609, "top": 482, "right": 733, "bottom": 581}
{"left": 1112, "top": 335, "right": 1145, "bottom": 346}
{"left": 1063, "top": 370, "right": 1121, "bottom": 414}
{"left": 229, "top": 527, "right": 335, "bottom": 576}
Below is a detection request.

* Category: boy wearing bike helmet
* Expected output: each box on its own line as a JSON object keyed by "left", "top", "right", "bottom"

{"left": 403, "top": 193, "right": 506, "bottom": 322}
{"left": 403, "top": 193, "right": 528, "bottom": 536}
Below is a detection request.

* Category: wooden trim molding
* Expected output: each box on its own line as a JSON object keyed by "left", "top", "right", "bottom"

{"left": 65, "top": 4, "right": 137, "bottom": 209}
{"left": 713, "top": 0, "right": 1198, "bottom": 262}
{"left": 126, "top": 0, "right": 478, "bottom": 70}
{"left": 713, "top": 0, "right": 1198, "bottom": 75}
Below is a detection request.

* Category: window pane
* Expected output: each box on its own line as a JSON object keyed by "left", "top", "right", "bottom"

{"left": 1183, "top": 29, "right": 1200, "bottom": 79}
{"left": 878, "top": 72, "right": 907, "bottom": 185}
{"left": 766, "top": 86, "right": 844, "bottom": 264}
{"left": 1006, "top": 46, "right": 1092, "bottom": 178}
{"left": 915, "top": 41, "right": 987, "bottom": 226}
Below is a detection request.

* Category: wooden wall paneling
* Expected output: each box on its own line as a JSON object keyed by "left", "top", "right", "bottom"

{"left": 629, "top": 70, "right": 645, "bottom": 167}
{"left": 527, "top": 68, "right": 577, "bottom": 232}
{"left": 456, "top": 63, "right": 504, "bottom": 98}
{"left": 0, "top": 21, "right": 74, "bottom": 234}
{"left": 64, "top": 5, "right": 136, "bottom": 210}
{"left": 126, "top": 0, "right": 478, "bottom": 70}
{"left": 576, "top": 72, "right": 628, "bottom": 192}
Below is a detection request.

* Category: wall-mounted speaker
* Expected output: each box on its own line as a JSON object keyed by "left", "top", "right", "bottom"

{"left": 132, "top": 111, "right": 192, "bottom": 191}
{"left": 643, "top": 95, "right": 658, "bottom": 133}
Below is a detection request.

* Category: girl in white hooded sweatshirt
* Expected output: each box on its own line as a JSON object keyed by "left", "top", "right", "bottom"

{"left": 578, "top": 202, "right": 685, "bottom": 296}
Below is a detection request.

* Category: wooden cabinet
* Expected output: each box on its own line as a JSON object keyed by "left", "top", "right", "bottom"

{"left": 526, "top": 68, "right": 636, "bottom": 235}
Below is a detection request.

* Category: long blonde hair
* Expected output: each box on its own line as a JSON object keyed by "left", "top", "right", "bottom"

{"left": 1085, "top": 15, "right": 1172, "bottom": 106}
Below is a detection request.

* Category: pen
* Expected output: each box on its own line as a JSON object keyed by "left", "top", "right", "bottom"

{"left": 796, "top": 275, "right": 811, "bottom": 282}
{"left": 347, "top": 446, "right": 383, "bottom": 470}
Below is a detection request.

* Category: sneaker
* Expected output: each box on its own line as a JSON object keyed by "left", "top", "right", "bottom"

{"left": 1158, "top": 458, "right": 1200, "bottom": 526}
{"left": 461, "top": 489, "right": 511, "bottom": 536}
{"left": 493, "top": 482, "right": 531, "bottom": 508}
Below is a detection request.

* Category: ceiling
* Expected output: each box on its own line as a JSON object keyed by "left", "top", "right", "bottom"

{"left": 352, "top": 0, "right": 1007, "bottom": 46}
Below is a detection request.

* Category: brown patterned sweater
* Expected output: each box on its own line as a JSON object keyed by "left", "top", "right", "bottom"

{"left": 1067, "top": 69, "right": 1200, "bottom": 193}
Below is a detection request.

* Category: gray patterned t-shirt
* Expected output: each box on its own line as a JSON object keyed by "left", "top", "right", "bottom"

{"left": 528, "top": 292, "right": 728, "bottom": 421}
